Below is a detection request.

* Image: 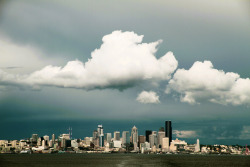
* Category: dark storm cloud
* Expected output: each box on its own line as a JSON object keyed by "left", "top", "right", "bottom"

{"left": 1, "top": 0, "right": 249, "bottom": 69}
{"left": 173, "top": 120, "right": 250, "bottom": 145}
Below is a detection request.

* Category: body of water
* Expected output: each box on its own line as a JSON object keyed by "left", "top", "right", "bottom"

{"left": 1, "top": 154, "right": 250, "bottom": 167}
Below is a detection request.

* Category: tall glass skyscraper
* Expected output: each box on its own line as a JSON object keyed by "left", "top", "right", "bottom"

{"left": 122, "top": 131, "right": 130, "bottom": 146}
{"left": 145, "top": 130, "right": 152, "bottom": 142}
{"left": 165, "top": 121, "right": 172, "bottom": 146}
{"left": 98, "top": 125, "right": 104, "bottom": 147}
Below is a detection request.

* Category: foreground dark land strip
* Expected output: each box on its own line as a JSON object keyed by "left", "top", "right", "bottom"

{"left": 1, "top": 154, "right": 250, "bottom": 167}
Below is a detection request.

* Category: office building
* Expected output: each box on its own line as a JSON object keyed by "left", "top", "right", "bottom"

{"left": 113, "top": 140, "right": 122, "bottom": 148}
{"left": 65, "top": 140, "right": 71, "bottom": 147}
{"left": 159, "top": 127, "right": 164, "bottom": 132}
{"left": 158, "top": 131, "right": 165, "bottom": 148}
{"left": 43, "top": 135, "right": 49, "bottom": 146}
{"left": 49, "top": 140, "right": 53, "bottom": 147}
{"left": 43, "top": 135, "right": 49, "bottom": 141}
{"left": 32, "top": 134, "right": 38, "bottom": 143}
{"left": 152, "top": 131, "right": 157, "bottom": 135}
{"left": 85, "top": 137, "right": 91, "bottom": 146}
{"left": 42, "top": 140, "right": 46, "bottom": 147}
{"left": 165, "top": 121, "right": 172, "bottom": 145}
{"left": 162, "top": 137, "right": 169, "bottom": 152}
{"left": 62, "top": 134, "right": 70, "bottom": 140}
{"left": 52, "top": 134, "right": 55, "bottom": 144}
{"left": 99, "top": 134, "right": 104, "bottom": 147}
{"left": 97, "top": 125, "right": 103, "bottom": 136}
{"left": 105, "top": 133, "right": 112, "bottom": 143}
{"left": 145, "top": 130, "right": 152, "bottom": 142}
{"left": 114, "top": 131, "right": 120, "bottom": 141}
{"left": 138, "top": 135, "right": 146, "bottom": 144}
{"left": 93, "top": 130, "right": 98, "bottom": 139}
{"left": 149, "top": 133, "right": 157, "bottom": 148}
{"left": 93, "top": 137, "right": 99, "bottom": 147}
{"left": 122, "top": 131, "right": 130, "bottom": 146}
{"left": 98, "top": 125, "right": 104, "bottom": 147}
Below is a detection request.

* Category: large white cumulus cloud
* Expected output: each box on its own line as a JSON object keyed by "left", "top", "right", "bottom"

{"left": 166, "top": 61, "right": 250, "bottom": 106}
{"left": 0, "top": 30, "right": 178, "bottom": 90}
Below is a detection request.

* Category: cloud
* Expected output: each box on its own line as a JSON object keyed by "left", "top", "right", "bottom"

{"left": 211, "top": 125, "right": 250, "bottom": 140}
{"left": 173, "top": 130, "right": 198, "bottom": 138}
{"left": 0, "top": 37, "right": 65, "bottom": 74}
{"left": 239, "top": 126, "right": 250, "bottom": 140}
{"left": 2, "top": 67, "right": 22, "bottom": 69}
{"left": 0, "top": 30, "right": 178, "bottom": 90}
{"left": 166, "top": 61, "right": 250, "bottom": 106}
{"left": 136, "top": 91, "right": 160, "bottom": 104}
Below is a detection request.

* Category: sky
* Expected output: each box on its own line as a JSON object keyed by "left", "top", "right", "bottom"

{"left": 0, "top": 0, "right": 250, "bottom": 145}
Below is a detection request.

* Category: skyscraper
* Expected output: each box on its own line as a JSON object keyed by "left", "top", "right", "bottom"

{"left": 158, "top": 131, "right": 165, "bottom": 148}
{"left": 32, "top": 134, "right": 38, "bottom": 143}
{"left": 145, "top": 130, "right": 152, "bottom": 142}
{"left": 122, "top": 131, "right": 130, "bottom": 146}
{"left": 149, "top": 134, "right": 157, "bottom": 148}
{"left": 162, "top": 137, "right": 169, "bottom": 152}
{"left": 138, "top": 135, "right": 146, "bottom": 144}
{"left": 165, "top": 121, "right": 172, "bottom": 146}
{"left": 159, "top": 127, "right": 164, "bottom": 132}
{"left": 52, "top": 134, "right": 55, "bottom": 145}
{"left": 43, "top": 135, "right": 49, "bottom": 146}
{"left": 152, "top": 131, "right": 157, "bottom": 135}
{"left": 97, "top": 125, "right": 103, "bottom": 136}
{"left": 62, "top": 134, "right": 70, "bottom": 140}
{"left": 114, "top": 131, "right": 120, "bottom": 141}
{"left": 98, "top": 125, "right": 104, "bottom": 147}
{"left": 93, "top": 130, "right": 98, "bottom": 139}
{"left": 131, "top": 126, "right": 138, "bottom": 144}
{"left": 99, "top": 134, "right": 104, "bottom": 147}
{"left": 105, "top": 133, "right": 112, "bottom": 143}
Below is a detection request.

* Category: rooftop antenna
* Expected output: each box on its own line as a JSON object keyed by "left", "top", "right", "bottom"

{"left": 68, "top": 127, "right": 71, "bottom": 139}
{"left": 71, "top": 127, "right": 73, "bottom": 139}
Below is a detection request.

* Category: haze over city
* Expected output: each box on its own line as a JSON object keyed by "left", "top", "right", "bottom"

{"left": 1, "top": 0, "right": 250, "bottom": 146}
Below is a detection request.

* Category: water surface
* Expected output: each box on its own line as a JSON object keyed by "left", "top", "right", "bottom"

{"left": 1, "top": 154, "right": 250, "bottom": 167}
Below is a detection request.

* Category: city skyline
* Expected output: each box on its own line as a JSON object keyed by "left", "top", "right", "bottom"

{"left": 0, "top": 120, "right": 246, "bottom": 146}
{"left": 1, "top": 121, "right": 249, "bottom": 155}
{"left": 1, "top": 0, "right": 250, "bottom": 146}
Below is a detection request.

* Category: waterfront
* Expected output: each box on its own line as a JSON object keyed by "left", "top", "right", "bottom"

{"left": 1, "top": 154, "right": 250, "bottom": 167}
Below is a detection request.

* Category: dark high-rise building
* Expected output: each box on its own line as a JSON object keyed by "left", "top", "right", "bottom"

{"left": 145, "top": 130, "right": 152, "bottom": 142}
{"left": 65, "top": 140, "right": 71, "bottom": 148}
{"left": 159, "top": 127, "right": 164, "bottom": 132}
{"left": 165, "top": 121, "right": 172, "bottom": 145}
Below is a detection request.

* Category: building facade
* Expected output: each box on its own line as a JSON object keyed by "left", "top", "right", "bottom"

{"left": 165, "top": 121, "right": 172, "bottom": 145}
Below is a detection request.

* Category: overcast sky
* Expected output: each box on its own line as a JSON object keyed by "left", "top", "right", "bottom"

{"left": 1, "top": 0, "right": 250, "bottom": 145}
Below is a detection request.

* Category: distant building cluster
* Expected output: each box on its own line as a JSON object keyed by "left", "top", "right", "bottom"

{"left": 0, "top": 121, "right": 249, "bottom": 155}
